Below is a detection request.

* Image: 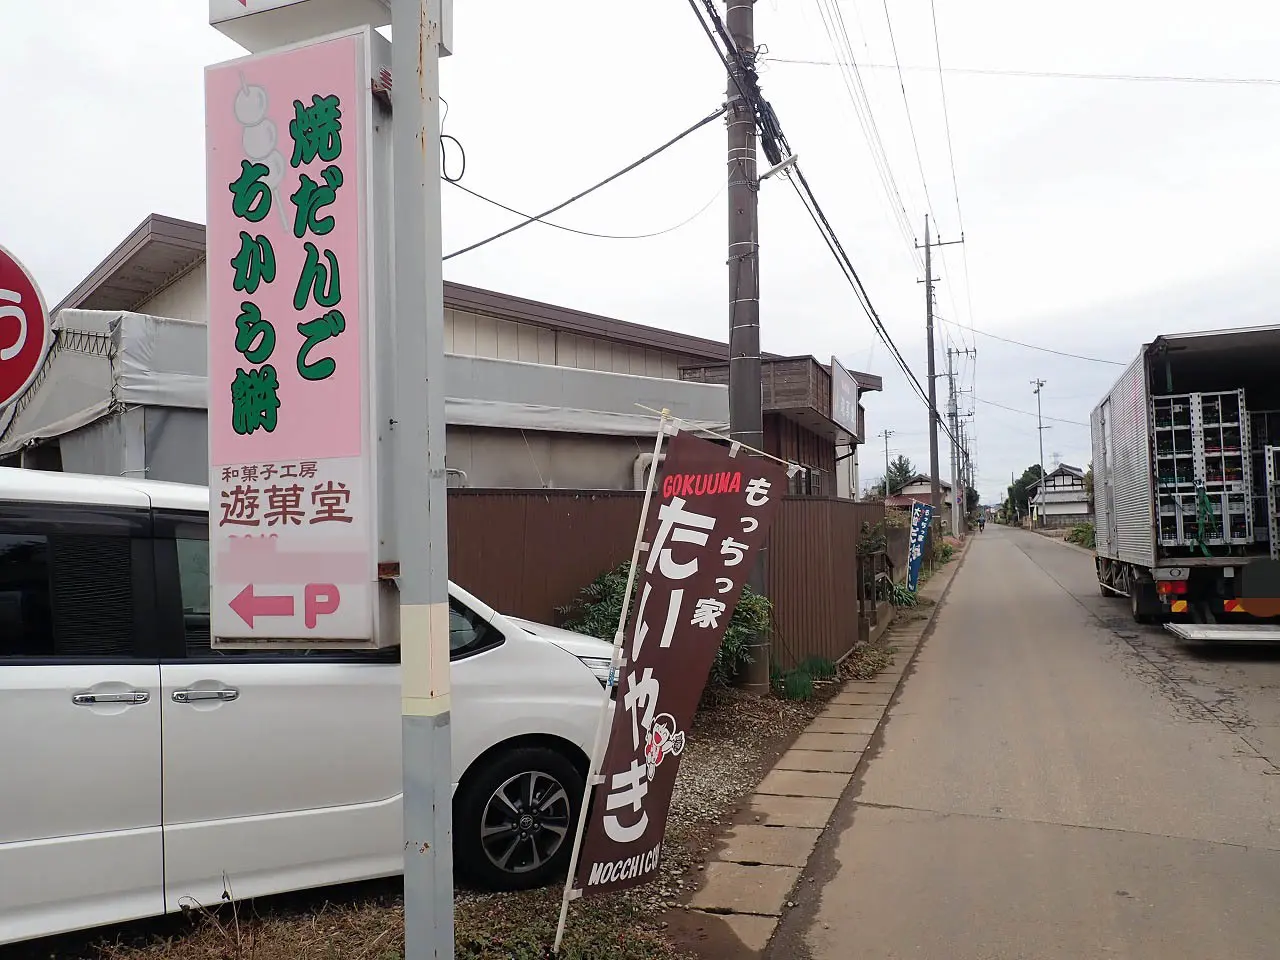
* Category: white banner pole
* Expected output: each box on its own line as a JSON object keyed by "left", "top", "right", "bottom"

{"left": 553, "top": 409, "right": 672, "bottom": 954}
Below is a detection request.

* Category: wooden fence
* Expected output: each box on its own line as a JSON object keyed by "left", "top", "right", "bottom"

{"left": 446, "top": 490, "right": 886, "bottom": 670}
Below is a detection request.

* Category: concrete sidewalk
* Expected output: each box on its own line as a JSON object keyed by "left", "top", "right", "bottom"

{"left": 678, "top": 540, "right": 971, "bottom": 955}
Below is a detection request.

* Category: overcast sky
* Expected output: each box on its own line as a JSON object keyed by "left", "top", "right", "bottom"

{"left": 4, "top": 0, "right": 1279, "bottom": 501}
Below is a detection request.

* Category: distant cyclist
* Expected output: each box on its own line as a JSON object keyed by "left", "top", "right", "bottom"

{"left": 978, "top": 515, "right": 986, "bottom": 533}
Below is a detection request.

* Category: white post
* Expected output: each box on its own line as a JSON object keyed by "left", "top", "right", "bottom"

{"left": 390, "top": 0, "right": 453, "bottom": 956}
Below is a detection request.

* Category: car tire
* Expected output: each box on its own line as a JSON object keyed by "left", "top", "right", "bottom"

{"left": 454, "top": 745, "right": 584, "bottom": 892}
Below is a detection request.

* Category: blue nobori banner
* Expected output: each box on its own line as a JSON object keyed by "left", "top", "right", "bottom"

{"left": 907, "top": 501, "right": 934, "bottom": 592}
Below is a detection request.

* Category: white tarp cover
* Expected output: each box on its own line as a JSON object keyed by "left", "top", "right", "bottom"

{"left": 0, "top": 310, "right": 207, "bottom": 455}
{"left": 0, "top": 310, "right": 729, "bottom": 477}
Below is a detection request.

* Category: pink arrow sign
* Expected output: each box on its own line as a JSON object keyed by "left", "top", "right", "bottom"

{"left": 230, "top": 584, "right": 295, "bottom": 627}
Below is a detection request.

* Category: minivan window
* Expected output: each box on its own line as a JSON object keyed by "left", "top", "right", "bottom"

{"left": 449, "top": 598, "right": 504, "bottom": 659}
{"left": 0, "top": 525, "right": 137, "bottom": 660}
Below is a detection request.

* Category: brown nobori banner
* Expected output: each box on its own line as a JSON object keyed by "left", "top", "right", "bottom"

{"left": 573, "top": 429, "right": 788, "bottom": 896}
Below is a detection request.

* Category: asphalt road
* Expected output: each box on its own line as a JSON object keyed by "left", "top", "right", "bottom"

{"left": 771, "top": 524, "right": 1280, "bottom": 960}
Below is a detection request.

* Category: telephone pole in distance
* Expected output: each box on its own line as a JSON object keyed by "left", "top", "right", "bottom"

{"left": 916, "top": 215, "right": 964, "bottom": 523}
{"left": 879, "top": 428, "right": 895, "bottom": 494}
{"left": 1031, "top": 378, "right": 1048, "bottom": 528}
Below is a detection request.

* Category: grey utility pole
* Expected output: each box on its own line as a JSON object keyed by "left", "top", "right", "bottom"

{"left": 916, "top": 218, "right": 964, "bottom": 521}
{"left": 726, "top": 0, "right": 768, "bottom": 693}
{"left": 946, "top": 346, "right": 976, "bottom": 535}
{"left": 879, "top": 428, "right": 895, "bottom": 493}
{"left": 1032, "top": 378, "right": 1047, "bottom": 529}
{"left": 946, "top": 347, "right": 959, "bottom": 534}
{"left": 391, "top": 0, "right": 454, "bottom": 956}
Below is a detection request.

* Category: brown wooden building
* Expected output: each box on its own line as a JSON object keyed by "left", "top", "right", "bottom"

{"left": 680, "top": 356, "right": 881, "bottom": 496}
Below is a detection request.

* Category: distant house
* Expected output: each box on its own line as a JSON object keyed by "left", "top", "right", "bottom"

{"left": 1028, "top": 463, "right": 1091, "bottom": 528}
{"left": 885, "top": 474, "right": 953, "bottom": 511}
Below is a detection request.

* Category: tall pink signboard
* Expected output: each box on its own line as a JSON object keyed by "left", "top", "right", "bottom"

{"left": 206, "top": 28, "right": 380, "bottom": 644}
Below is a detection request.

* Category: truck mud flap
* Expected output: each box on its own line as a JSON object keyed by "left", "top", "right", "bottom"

{"left": 1165, "top": 623, "right": 1280, "bottom": 642}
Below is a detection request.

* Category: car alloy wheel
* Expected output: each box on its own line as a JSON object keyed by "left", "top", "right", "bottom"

{"left": 480, "top": 770, "right": 572, "bottom": 875}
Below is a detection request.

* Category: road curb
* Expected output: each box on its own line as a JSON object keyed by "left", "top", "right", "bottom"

{"left": 678, "top": 537, "right": 974, "bottom": 957}
{"left": 1030, "top": 528, "right": 1096, "bottom": 557}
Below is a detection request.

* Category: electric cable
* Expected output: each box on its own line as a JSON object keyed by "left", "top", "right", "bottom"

{"left": 936, "top": 315, "right": 1125, "bottom": 365}
{"left": 442, "top": 105, "right": 727, "bottom": 261}
{"left": 447, "top": 180, "right": 724, "bottom": 242}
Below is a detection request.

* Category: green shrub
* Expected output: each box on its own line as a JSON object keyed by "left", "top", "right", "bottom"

{"left": 557, "top": 561, "right": 773, "bottom": 687}
{"left": 888, "top": 580, "right": 918, "bottom": 607}
{"left": 798, "top": 655, "right": 837, "bottom": 680}
{"left": 776, "top": 668, "right": 816, "bottom": 701}
{"left": 1065, "top": 521, "right": 1096, "bottom": 549}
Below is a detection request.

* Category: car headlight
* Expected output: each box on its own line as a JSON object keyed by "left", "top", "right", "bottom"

{"left": 577, "top": 655, "right": 616, "bottom": 689}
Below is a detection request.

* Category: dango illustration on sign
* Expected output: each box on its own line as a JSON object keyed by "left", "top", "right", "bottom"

{"left": 206, "top": 30, "right": 378, "bottom": 644}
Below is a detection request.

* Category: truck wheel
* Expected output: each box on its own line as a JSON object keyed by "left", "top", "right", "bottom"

{"left": 1131, "top": 581, "right": 1153, "bottom": 624}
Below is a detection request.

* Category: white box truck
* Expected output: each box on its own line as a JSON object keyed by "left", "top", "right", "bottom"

{"left": 1091, "top": 324, "right": 1280, "bottom": 639}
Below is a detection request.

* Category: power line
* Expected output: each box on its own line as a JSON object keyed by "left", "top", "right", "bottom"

{"left": 768, "top": 57, "right": 1280, "bottom": 86}
{"left": 679, "top": 0, "right": 955, "bottom": 446}
{"left": 788, "top": 163, "right": 958, "bottom": 447}
{"left": 442, "top": 105, "right": 727, "bottom": 261}
{"left": 975, "top": 395, "right": 1089, "bottom": 426}
{"left": 927, "top": 0, "right": 979, "bottom": 347}
{"left": 808, "top": 0, "right": 923, "bottom": 272}
{"left": 447, "top": 179, "right": 724, "bottom": 241}
{"left": 881, "top": 0, "right": 937, "bottom": 222}
{"left": 936, "top": 315, "right": 1126, "bottom": 365}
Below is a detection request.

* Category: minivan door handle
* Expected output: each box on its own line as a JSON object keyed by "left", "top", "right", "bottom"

{"left": 72, "top": 690, "right": 150, "bottom": 705}
{"left": 172, "top": 687, "right": 240, "bottom": 703}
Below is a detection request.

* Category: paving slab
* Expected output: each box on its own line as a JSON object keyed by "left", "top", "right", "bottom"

{"left": 715, "top": 913, "right": 778, "bottom": 954}
{"left": 830, "top": 690, "right": 893, "bottom": 706}
{"left": 756, "top": 768, "right": 851, "bottom": 798}
{"left": 820, "top": 703, "right": 886, "bottom": 720}
{"left": 807, "top": 716, "right": 880, "bottom": 736}
{"left": 775, "top": 748, "right": 862, "bottom": 774}
{"left": 845, "top": 680, "right": 901, "bottom": 691}
{"left": 719, "top": 824, "right": 822, "bottom": 867}
{"left": 736, "top": 793, "right": 840, "bottom": 829}
{"left": 687, "top": 861, "right": 802, "bottom": 916}
{"left": 793, "top": 731, "right": 873, "bottom": 753}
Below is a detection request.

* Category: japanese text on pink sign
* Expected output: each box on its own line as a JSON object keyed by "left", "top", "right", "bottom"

{"left": 205, "top": 31, "right": 375, "bottom": 642}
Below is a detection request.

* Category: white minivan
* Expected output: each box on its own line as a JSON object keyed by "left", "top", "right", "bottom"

{"left": 0, "top": 467, "right": 614, "bottom": 946}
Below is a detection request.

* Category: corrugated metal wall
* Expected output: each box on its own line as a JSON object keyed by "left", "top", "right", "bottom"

{"left": 1108, "top": 355, "right": 1156, "bottom": 567}
{"left": 766, "top": 498, "right": 884, "bottom": 667}
{"left": 1091, "top": 399, "right": 1113, "bottom": 557}
{"left": 447, "top": 490, "right": 886, "bottom": 669}
{"left": 447, "top": 490, "right": 644, "bottom": 622}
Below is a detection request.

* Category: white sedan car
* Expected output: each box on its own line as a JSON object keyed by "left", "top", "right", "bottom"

{"left": 0, "top": 467, "right": 614, "bottom": 945}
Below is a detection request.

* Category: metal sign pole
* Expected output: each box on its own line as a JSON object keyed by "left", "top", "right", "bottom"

{"left": 553, "top": 410, "right": 671, "bottom": 954}
{"left": 390, "top": 0, "right": 453, "bottom": 956}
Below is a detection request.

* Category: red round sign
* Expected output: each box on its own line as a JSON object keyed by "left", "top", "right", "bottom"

{"left": 0, "top": 245, "right": 50, "bottom": 410}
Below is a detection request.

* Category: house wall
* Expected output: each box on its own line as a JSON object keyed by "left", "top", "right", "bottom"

{"left": 137, "top": 261, "right": 208, "bottom": 323}
{"left": 898, "top": 481, "right": 954, "bottom": 507}
{"left": 765, "top": 413, "right": 837, "bottom": 493}
{"left": 132, "top": 263, "right": 701, "bottom": 380}
{"left": 446, "top": 427, "right": 652, "bottom": 490}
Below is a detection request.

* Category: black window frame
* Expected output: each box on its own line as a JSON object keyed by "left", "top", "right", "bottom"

{"left": 0, "top": 499, "right": 157, "bottom": 664}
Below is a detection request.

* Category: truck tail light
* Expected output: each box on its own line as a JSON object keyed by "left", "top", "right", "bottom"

{"left": 1157, "top": 580, "right": 1188, "bottom": 596}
